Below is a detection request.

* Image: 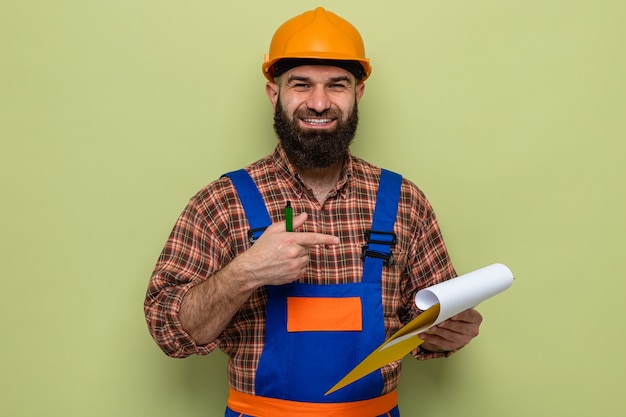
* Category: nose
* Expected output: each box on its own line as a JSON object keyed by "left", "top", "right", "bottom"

{"left": 306, "top": 85, "right": 331, "bottom": 113}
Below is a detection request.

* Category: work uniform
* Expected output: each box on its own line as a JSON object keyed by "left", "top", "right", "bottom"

{"left": 222, "top": 169, "right": 401, "bottom": 417}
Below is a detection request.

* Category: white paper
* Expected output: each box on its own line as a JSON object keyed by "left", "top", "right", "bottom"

{"left": 382, "top": 263, "right": 513, "bottom": 349}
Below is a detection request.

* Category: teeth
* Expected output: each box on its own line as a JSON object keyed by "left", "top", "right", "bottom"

{"left": 303, "top": 118, "right": 332, "bottom": 124}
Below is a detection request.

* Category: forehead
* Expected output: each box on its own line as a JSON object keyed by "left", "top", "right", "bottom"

{"left": 281, "top": 65, "right": 355, "bottom": 83}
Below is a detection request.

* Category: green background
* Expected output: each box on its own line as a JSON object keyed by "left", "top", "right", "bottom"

{"left": 2, "top": 1, "right": 625, "bottom": 416}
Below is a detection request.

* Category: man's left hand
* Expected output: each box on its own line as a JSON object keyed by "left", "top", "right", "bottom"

{"left": 419, "top": 308, "right": 483, "bottom": 353}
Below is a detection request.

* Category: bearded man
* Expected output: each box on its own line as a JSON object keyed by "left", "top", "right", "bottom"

{"left": 144, "top": 7, "right": 482, "bottom": 417}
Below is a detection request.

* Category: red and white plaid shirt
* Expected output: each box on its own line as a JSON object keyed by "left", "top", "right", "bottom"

{"left": 145, "top": 144, "right": 456, "bottom": 395}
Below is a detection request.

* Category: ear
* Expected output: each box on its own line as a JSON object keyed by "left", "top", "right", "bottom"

{"left": 265, "top": 82, "right": 280, "bottom": 112}
{"left": 355, "top": 82, "right": 365, "bottom": 104}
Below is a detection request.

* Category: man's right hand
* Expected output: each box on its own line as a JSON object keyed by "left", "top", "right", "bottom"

{"left": 234, "top": 212, "right": 340, "bottom": 287}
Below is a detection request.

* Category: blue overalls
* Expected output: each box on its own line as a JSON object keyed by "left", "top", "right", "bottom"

{"left": 223, "top": 169, "right": 402, "bottom": 417}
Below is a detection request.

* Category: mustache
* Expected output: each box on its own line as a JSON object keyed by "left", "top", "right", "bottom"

{"left": 292, "top": 108, "right": 342, "bottom": 119}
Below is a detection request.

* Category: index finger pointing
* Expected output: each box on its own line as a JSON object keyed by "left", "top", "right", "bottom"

{"left": 293, "top": 232, "right": 340, "bottom": 247}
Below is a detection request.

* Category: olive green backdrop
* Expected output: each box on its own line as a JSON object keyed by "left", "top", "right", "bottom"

{"left": 1, "top": 0, "right": 624, "bottom": 416}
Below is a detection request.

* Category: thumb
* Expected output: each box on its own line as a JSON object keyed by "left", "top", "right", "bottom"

{"left": 291, "top": 211, "right": 308, "bottom": 230}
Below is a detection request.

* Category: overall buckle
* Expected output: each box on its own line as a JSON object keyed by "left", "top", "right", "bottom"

{"left": 361, "top": 229, "right": 397, "bottom": 266}
{"left": 247, "top": 227, "right": 268, "bottom": 243}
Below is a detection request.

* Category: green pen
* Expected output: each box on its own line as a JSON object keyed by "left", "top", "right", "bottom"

{"left": 285, "top": 201, "right": 293, "bottom": 232}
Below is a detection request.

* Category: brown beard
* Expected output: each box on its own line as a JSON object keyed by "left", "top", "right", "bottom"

{"left": 273, "top": 98, "right": 359, "bottom": 169}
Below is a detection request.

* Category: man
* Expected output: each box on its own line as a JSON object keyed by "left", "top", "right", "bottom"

{"left": 145, "top": 7, "right": 482, "bottom": 417}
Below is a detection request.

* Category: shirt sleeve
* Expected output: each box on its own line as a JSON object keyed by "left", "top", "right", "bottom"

{"left": 399, "top": 187, "right": 459, "bottom": 360}
{"left": 143, "top": 188, "right": 232, "bottom": 358}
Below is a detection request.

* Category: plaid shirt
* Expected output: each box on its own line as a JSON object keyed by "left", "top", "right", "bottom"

{"left": 145, "top": 144, "right": 456, "bottom": 395}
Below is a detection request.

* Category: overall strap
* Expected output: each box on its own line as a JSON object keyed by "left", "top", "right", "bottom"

{"left": 223, "top": 168, "right": 402, "bottom": 273}
{"left": 361, "top": 169, "right": 403, "bottom": 284}
{"left": 222, "top": 169, "right": 272, "bottom": 243}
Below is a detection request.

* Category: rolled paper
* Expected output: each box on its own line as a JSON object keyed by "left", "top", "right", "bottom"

{"left": 415, "top": 263, "right": 514, "bottom": 329}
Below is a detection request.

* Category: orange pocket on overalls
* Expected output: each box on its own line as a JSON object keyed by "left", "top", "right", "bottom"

{"left": 287, "top": 297, "right": 363, "bottom": 332}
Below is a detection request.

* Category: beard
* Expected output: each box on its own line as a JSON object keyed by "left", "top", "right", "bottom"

{"left": 273, "top": 98, "right": 359, "bottom": 169}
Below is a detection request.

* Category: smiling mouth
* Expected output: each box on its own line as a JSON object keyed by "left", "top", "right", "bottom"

{"left": 301, "top": 118, "right": 334, "bottom": 126}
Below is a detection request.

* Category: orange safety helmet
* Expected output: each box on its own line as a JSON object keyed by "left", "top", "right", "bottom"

{"left": 262, "top": 7, "right": 372, "bottom": 81}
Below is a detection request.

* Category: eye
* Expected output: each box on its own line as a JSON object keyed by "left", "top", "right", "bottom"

{"left": 329, "top": 82, "right": 350, "bottom": 90}
{"left": 287, "top": 79, "right": 311, "bottom": 90}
